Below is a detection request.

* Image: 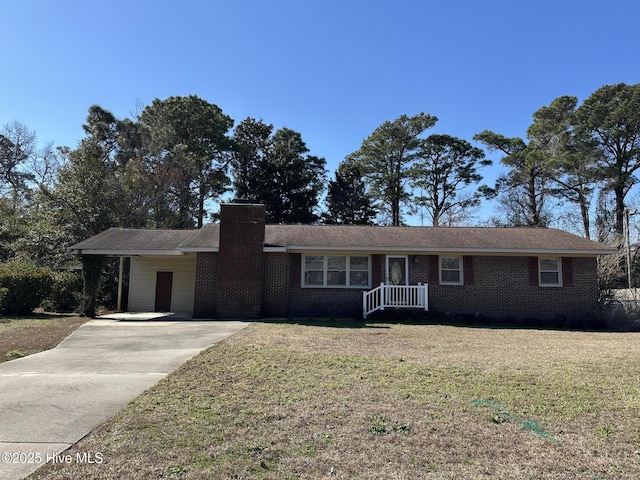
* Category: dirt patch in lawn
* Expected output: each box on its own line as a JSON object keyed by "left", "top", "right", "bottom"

{"left": 29, "top": 321, "right": 640, "bottom": 480}
{"left": 0, "top": 314, "right": 87, "bottom": 363}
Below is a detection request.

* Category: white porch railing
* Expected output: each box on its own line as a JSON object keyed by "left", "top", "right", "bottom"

{"left": 362, "top": 283, "right": 429, "bottom": 319}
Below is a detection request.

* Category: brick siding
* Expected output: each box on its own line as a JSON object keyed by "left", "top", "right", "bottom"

{"left": 288, "top": 286, "right": 364, "bottom": 318}
{"left": 262, "top": 253, "right": 289, "bottom": 317}
{"left": 426, "top": 255, "right": 598, "bottom": 321}
{"left": 285, "top": 254, "right": 598, "bottom": 321}
{"left": 285, "top": 253, "right": 373, "bottom": 318}
{"left": 214, "top": 203, "right": 265, "bottom": 319}
{"left": 193, "top": 252, "right": 217, "bottom": 318}
{"left": 194, "top": 243, "right": 600, "bottom": 321}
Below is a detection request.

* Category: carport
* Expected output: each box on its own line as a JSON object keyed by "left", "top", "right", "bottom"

{"left": 69, "top": 228, "right": 204, "bottom": 315}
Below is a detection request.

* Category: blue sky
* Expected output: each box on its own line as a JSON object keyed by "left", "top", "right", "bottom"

{"left": 1, "top": 0, "right": 638, "bottom": 224}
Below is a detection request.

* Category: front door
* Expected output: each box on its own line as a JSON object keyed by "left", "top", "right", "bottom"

{"left": 386, "top": 256, "right": 408, "bottom": 285}
{"left": 386, "top": 256, "right": 408, "bottom": 305}
{"left": 155, "top": 271, "right": 173, "bottom": 312}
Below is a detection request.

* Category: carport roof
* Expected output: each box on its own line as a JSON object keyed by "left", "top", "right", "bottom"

{"left": 69, "top": 223, "right": 616, "bottom": 256}
{"left": 69, "top": 227, "right": 199, "bottom": 255}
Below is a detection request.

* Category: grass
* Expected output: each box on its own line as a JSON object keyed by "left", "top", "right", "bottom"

{"left": 26, "top": 320, "right": 640, "bottom": 479}
{"left": 0, "top": 313, "right": 87, "bottom": 363}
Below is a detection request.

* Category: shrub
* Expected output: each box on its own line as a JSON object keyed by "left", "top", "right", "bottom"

{"left": 43, "top": 270, "right": 83, "bottom": 312}
{"left": 0, "top": 262, "right": 54, "bottom": 315}
{"left": 6, "top": 349, "right": 26, "bottom": 361}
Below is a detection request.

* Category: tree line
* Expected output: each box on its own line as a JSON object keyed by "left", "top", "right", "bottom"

{"left": 2, "top": 83, "right": 640, "bottom": 273}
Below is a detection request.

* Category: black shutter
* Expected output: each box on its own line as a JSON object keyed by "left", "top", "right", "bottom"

{"left": 562, "top": 257, "right": 574, "bottom": 287}
{"left": 429, "top": 255, "right": 440, "bottom": 285}
{"left": 290, "top": 253, "right": 302, "bottom": 287}
{"left": 463, "top": 256, "right": 474, "bottom": 285}
{"left": 371, "top": 254, "right": 383, "bottom": 286}
{"left": 528, "top": 257, "right": 539, "bottom": 287}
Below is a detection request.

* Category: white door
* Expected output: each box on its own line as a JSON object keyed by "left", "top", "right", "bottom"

{"left": 386, "top": 256, "right": 408, "bottom": 285}
{"left": 386, "top": 256, "right": 408, "bottom": 305}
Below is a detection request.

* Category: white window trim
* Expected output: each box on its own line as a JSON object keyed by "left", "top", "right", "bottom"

{"left": 539, "top": 257, "right": 563, "bottom": 287}
{"left": 302, "top": 254, "right": 371, "bottom": 289}
{"left": 439, "top": 256, "right": 463, "bottom": 286}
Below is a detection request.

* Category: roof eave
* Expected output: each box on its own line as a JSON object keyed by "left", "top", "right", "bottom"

{"left": 69, "top": 249, "right": 186, "bottom": 256}
{"left": 284, "top": 245, "right": 617, "bottom": 256}
{"left": 69, "top": 245, "right": 616, "bottom": 256}
{"left": 178, "top": 247, "right": 218, "bottom": 253}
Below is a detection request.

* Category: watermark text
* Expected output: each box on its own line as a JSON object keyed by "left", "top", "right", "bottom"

{"left": 1, "top": 451, "right": 104, "bottom": 465}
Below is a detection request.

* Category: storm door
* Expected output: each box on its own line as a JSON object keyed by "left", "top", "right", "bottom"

{"left": 386, "top": 256, "right": 408, "bottom": 285}
{"left": 386, "top": 256, "right": 408, "bottom": 305}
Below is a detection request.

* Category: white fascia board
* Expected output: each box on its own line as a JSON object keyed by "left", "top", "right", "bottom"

{"left": 263, "top": 246, "right": 287, "bottom": 252}
{"left": 178, "top": 247, "right": 287, "bottom": 253}
{"left": 285, "top": 246, "right": 616, "bottom": 256}
{"left": 178, "top": 247, "right": 219, "bottom": 253}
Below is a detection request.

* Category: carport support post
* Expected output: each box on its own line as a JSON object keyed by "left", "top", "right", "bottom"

{"left": 117, "top": 256, "right": 124, "bottom": 312}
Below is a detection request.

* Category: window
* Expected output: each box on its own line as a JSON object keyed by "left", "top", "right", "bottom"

{"left": 539, "top": 258, "right": 562, "bottom": 287}
{"left": 303, "top": 255, "right": 370, "bottom": 287}
{"left": 304, "top": 256, "right": 324, "bottom": 285}
{"left": 327, "top": 256, "right": 346, "bottom": 285}
{"left": 349, "top": 256, "right": 370, "bottom": 286}
{"left": 440, "top": 256, "right": 463, "bottom": 285}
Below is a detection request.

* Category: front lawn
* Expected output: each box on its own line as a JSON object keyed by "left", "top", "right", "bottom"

{"left": 0, "top": 314, "right": 87, "bottom": 363}
{"left": 30, "top": 320, "right": 640, "bottom": 479}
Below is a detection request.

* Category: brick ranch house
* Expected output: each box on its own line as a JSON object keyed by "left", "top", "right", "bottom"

{"left": 70, "top": 201, "right": 615, "bottom": 321}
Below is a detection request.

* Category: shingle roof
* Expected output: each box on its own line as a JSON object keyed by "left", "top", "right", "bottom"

{"left": 70, "top": 227, "right": 200, "bottom": 253}
{"left": 264, "top": 225, "right": 614, "bottom": 253}
{"left": 69, "top": 224, "right": 616, "bottom": 256}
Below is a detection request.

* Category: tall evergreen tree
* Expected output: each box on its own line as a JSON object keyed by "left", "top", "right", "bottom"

{"left": 231, "top": 117, "right": 273, "bottom": 199}
{"left": 47, "top": 136, "right": 124, "bottom": 243}
{"left": 138, "top": 95, "right": 234, "bottom": 228}
{"left": 575, "top": 83, "right": 640, "bottom": 236}
{"left": 40, "top": 105, "right": 146, "bottom": 262}
{"left": 324, "top": 157, "right": 376, "bottom": 224}
{"left": 262, "top": 128, "right": 326, "bottom": 223}
{"left": 528, "top": 95, "right": 598, "bottom": 238}
{"left": 231, "top": 125, "right": 326, "bottom": 223}
{"left": 410, "top": 134, "right": 491, "bottom": 226}
{"left": 474, "top": 130, "right": 551, "bottom": 227}
{"left": 353, "top": 113, "right": 437, "bottom": 225}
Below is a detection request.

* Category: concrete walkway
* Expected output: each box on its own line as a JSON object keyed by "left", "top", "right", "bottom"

{"left": 0, "top": 318, "right": 248, "bottom": 480}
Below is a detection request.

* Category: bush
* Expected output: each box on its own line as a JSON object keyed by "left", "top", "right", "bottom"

{"left": 42, "top": 270, "right": 83, "bottom": 312}
{"left": 0, "top": 262, "right": 54, "bottom": 315}
{"left": 6, "top": 349, "right": 26, "bottom": 361}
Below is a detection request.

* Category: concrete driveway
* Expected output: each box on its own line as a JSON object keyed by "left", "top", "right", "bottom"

{"left": 0, "top": 318, "right": 248, "bottom": 480}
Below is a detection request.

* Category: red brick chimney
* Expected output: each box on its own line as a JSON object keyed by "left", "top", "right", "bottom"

{"left": 214, "top": 200, "right": 265, "bottom": 319}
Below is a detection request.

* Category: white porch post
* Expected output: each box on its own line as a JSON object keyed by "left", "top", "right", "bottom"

{"left": 116, "top": 256, "right": 124, "bottom": 312}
